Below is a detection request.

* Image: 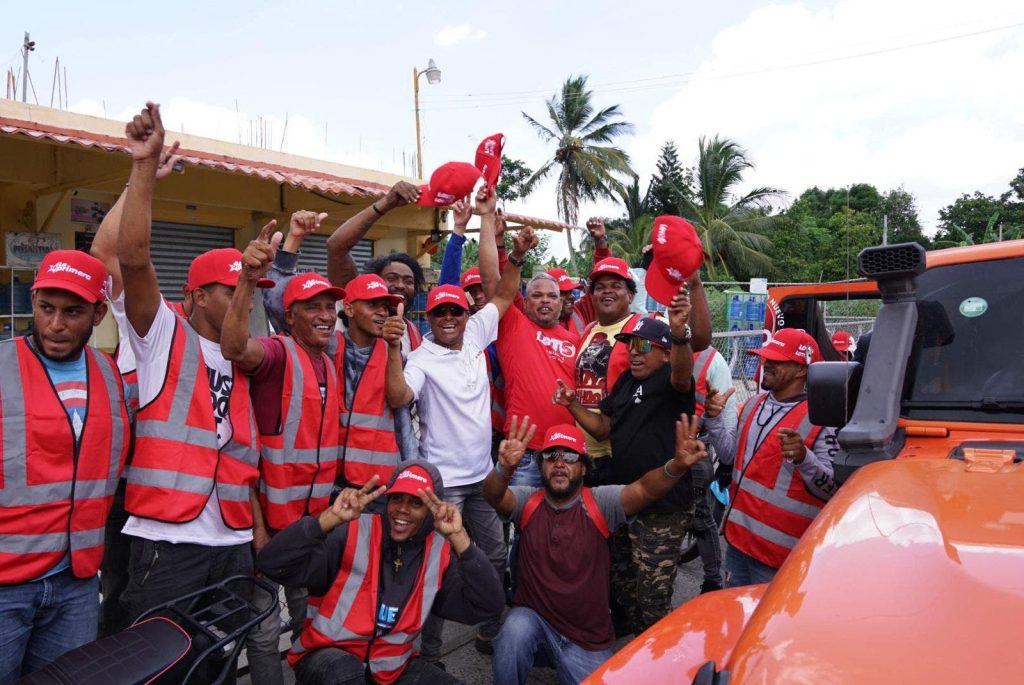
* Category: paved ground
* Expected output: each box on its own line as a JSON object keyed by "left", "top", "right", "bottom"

{"left": 238, "top": 555, "right": 705, "bottom": 684}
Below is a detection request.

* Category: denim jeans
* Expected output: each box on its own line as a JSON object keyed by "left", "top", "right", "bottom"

{"left": 493, "top": 607, "right": 612, "bottom": 685}
{"left": 0, "top": 569, "right": 99, "bottom": 682}
{"left": 420, "top": 479, "right": 507, "bottom": 658}
{"left": 724, "top": 544, "right": 778, "bottom": 587}
{"left": 294, "top": 647, "right": 459, "bottom": 684}
{"left": 246, "top": 581, "right": 308, "bottom": 685}
{"left": 509, "top": 452, "right": 541, "bottom": 487}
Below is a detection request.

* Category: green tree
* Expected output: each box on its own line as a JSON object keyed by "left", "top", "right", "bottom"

{"left": 495, "top": 156, "right": 533, "bottom": 204}
{"left": 648, "top": 141, "right": 694, "bottom": 216}
{"left": 878, "top": 186, "right": 929, "bottom": 247}
{"left": 607, "top": 214, "right": 654, "bottom": 267}
{"left": 522, "top": 74, "right": 635, "bottom": 268}
{"left": 681, "top": 135, "right": 781, "bottom": 280}
{"left": 935, "top": 191, "right": 1004, "bottom": 244}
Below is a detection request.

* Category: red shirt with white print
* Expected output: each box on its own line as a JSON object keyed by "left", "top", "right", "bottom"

{"left": 496, "top": 306, "right": 579, "bottom": 450}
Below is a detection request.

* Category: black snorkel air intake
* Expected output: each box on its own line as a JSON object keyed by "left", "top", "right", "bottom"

{"left": 807, "top": 242, "right": 926, "bottom": 483}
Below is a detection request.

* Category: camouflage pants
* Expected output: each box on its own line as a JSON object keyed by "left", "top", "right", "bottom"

{"left": 610, "top": 509, "right": 692, "bottom": 636}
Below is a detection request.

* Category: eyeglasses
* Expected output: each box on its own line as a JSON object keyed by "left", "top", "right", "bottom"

{"left": 540, "top": 450, "right": 582, "bottom": 464}
{"left": 628, "top": 337, "right": 658, "bottom": 354}
{"left": 431, "top": 305, "right": 467, "bottom": 318}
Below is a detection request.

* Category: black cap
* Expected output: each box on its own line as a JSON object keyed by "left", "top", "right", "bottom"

{"left": 614, "top": 316, "right": 671, "bottom": 349}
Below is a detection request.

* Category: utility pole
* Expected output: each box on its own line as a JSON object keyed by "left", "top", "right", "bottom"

{"left": 21, "top": 32, "right": 35, "bottom": 103}
{"left": 882, "top": 214, "right": 888, "bottom": 245}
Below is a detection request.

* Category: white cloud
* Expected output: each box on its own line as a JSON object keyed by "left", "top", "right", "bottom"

{"left": 433, "top": 24, "right": 487, "bottom": 47}
{"left": 633, "top": 0, "right": 1024, "bottom": 231}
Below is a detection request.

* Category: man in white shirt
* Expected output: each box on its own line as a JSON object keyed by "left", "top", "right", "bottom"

{"left": 382, "top": 187, "right": 535, "bottom": 659}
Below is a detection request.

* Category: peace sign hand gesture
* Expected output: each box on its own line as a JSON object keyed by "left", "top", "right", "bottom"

{"left": 419, "top": 487, "right": 472, "bottom": 554}
{"left": 318, "top": 476, "right": 387, "bottom": 532}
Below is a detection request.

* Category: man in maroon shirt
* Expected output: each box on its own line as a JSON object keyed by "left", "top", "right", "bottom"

{"left": 483, "top": 418, "right": 707, "bottom": 685}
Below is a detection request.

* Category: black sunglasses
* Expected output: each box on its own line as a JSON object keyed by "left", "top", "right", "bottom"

{"left": 540, "top": 450, "right": 582, "bottom": 464}
{"left": 431, "top": 305, "right": 467, "bottom": 318}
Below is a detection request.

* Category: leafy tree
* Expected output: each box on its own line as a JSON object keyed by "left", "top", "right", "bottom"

{"left": 935, "top": 191, "right": 1004, "bottom": 244}
{"left": 495, "top": 156, "right": 533, "bottom": 204}
{"left": 607, "top": 215, "right": 655, "bottom": 268}
{"left": 680, "top": 135, "right": 781, "bottom": 280}
{"left": 648, "top": 141, "right": 694, "bottom": 216}
{"left": 878, "top": 187, "right": 929, "bottom": 247}
{"left": 522, "top": 74, "right": 636, "bottom": 269}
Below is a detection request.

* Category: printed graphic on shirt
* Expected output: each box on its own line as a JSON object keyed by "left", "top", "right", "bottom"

{"left": 54, "top": 380, "right": 87, "bottom": 439}
{"left": 376, "top": 603, "right": 400, "bottom": 630}
{"left": 576, "top": 332, "right": 611, "bottom": 408}
{"left": 535, "top": 329, "right": 577, "bottom": 362}
{"left": 207, "top": 367, "right": 232, "bottom": 427}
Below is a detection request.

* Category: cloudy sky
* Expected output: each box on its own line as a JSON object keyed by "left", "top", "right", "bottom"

{"left": 4, "top": 0, "right": 1023, "bottom": 253}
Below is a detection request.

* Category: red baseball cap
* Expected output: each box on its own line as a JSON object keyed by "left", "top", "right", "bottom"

{"left": 644, "top": 216, "right": 705, "bottom": 306}
{"left": 283, "top": 273, "right": 345, "bottom": 310}
{"left": 187, "top": 248, "right": 273, "bottom": 292}
{"left": 426, "top": 284, "right": 470, "bottom": 312}
{"left": 475, "top": 133, "right": 504, "bottom": 188}
{"left": 388, "top": 464, "right": 435, "bottom": 497}
{"left": 417, "top": 162, "right": 484, "bottom": 207}
{"left": 831, "top": 330, "right": 855, "bottom": 352}
{"left": 33, "top": 250, "right": 108, "bottom": 304}
{"left": 343, "top": 274, "right": 403, "bottom": 306}
{"left": 460, "top": 267, "right": 482, "bottom": 290}
{"left": 547, "top": 268, "right": 579, "bottom": 293}
{"left": 588, "top": 257, "right": 634, "bottom": 283}
{"left": 540, "top": 424, "right": 587, "bottom": 454}
{"left": 748, "top": 328, "right": 821, "bottom": 366}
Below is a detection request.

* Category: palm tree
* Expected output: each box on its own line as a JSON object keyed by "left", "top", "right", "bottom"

{"left": 522, "top": 75, "right": 635, "bottom": 271}
{"left": 681, "top": 136, "right": 783, "bottom": 280}
{"left": 604, "top": 178, "right": 654, "bottom": 267}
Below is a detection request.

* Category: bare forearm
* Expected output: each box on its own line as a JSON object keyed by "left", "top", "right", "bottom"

{"left": 566, "top": 403, "right": 610, "bottom": 441}
{"left": 482, "top": 470, "right": 514, "bottom": 517}
{"left": 479, "top": 212, "right": 499, "bottom": 301}
{"left": 91, "top": 189, "right": 126, "bottom": 296}
{"left": 326, "top": 205, "right": 380, "bottom": 286}
{"left": 491, "top": 252, "right": 523, "bottom": 315}
{"left": 622, "top": 461, "right": 688, "bottom": 516}
{"left": 222, "top": 280, "right": 264, "bottom": 371}
{"left": 385, "top": 346, "right": 413, "bottom": 408}
{"left": 688, "top": 277, "right": 712, "bottom": 352}
{"left": 118, "top": 160, "right": 162, "bottom": 335}
{"left": 670, "top": 342, "right": 694, "bottom": 392}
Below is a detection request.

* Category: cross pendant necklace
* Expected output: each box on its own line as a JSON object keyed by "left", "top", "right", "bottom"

{"left": 393, "top": 548, "right": 403, "bottom": 573}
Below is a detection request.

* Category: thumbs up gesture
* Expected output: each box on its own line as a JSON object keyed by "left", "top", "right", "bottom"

{"left": 383, "top": 302, "right": 406, "bottom": 348}
{"left": 241, "top": 220, "right": 283, "bottom": 283}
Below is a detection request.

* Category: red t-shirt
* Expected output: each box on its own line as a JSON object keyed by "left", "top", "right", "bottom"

{"left": 248, "top": 337, "right": 328, "bottom": 435}
{"left": 496, "top": 307, "right": 579, "bottom": 450}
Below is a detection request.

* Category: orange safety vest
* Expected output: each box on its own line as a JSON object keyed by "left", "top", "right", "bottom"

{"left": 579, "top": 313, "right": 643, "bottom": 397}
{"left": 116, "top": 300, "right": 188, "bottom": 415}
{"left": 725, "top": 394, "right": 824, "bottom": 568}
{"left": 0, "top": 338, "right": 129, "bottom": 584}
{"left": 126, "top": 318, "right": 261, "bottom": 529}
{"left": 289, "top": 515, "right": 451, "bottom": 685}
{"left": 692, "top": 346, "right": 719, "bottom": 416}
{"left": 335, "top": 334, "right": 402, "bottom": 488}
{"left": 258, "top": 336, "right": 341, "bottom": 531}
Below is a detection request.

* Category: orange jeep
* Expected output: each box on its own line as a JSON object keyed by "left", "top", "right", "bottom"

{"left": 585, "top": 239, "right": 1024, "bottom": 684}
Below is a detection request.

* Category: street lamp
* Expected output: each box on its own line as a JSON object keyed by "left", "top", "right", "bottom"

{"left": 413, "top": 59, "right": 441, "bottom": 178}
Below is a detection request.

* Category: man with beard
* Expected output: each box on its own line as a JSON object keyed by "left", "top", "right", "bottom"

{"left": 0, "top": 251, "right": 130, "bottom": 681}
{"left": 221, "top": 224, "right": 346, "bottom": 685}
{"left": 704, "top": 328, "right": 839, "bottom": 587}
{"left": 483, "top": 418, "right": 707, "bottom": 685}
{"left": 257, "top": 461, "right": 504, "bottom": 685}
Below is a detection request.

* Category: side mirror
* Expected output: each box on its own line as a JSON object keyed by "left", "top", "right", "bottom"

{"left": 807, "top": 362, "right": 863, "bottom": 427}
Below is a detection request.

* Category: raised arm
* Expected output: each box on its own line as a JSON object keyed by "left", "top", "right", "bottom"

{"left": 667, "top": 285, "right": 695, "bottom": 393}
{"left": 479, "top": 189, "right": 532, "bottom": 316}
{"left": 118, "top": 102, "right": 167, "bottom": 337}
{"left": 438, "top": 198, "right": 471, "bottom": 287}
{"left": 552, "top": 379, "right": 611, "bottom": 440}
{"left": 620, "top": 414, "right": 707, "bottom": 516}
{"left": 383, "top": 303, "right": 414, "bottom": 408}
{"left": 686, "top": 272, "right": 712, "bottom": 352}
{"left": 262, "top": 210, "right": 328, "bottom": 333}
{"left": 222, "top": 220, "right": 281, "bottom": 372}
{"left": 483, "top": 416, "right": 536, "bottom": 517}
{"left": 326, "top": 182, "right": 420, "bottom": 287}
{"left": 92, "top": 141, "right": 182, "bottom": 298}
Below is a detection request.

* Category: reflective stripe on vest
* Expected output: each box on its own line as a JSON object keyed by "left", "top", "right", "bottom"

{"left": 568, "top": 309, "right": 588, "bottom": 339}
{"left": 0, "top": 339, "right": 128, "bottom": 583}
{"left": 405, "top": 319, "right": 422, "bottom": 351}
{"left": 336, "top": 336, "right": 401, "bottom": 488}
{"left": 289, "top": 515, "right": 451, "bottom": 685}
{"left": 259, "top": 336, "right": 341, "bottom": 530}
{"left": 692, "top": 346, "right": 718, "bottom": 414}
{"left": 126, "top": 318, "right": 260, "bottom": 529}
{"left": 725, "top": 394, "right": 824, "bottom": 568}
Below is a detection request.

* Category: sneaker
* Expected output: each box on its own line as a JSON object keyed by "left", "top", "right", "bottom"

{"left": 475, "top": 637, "right": 494, "bottom": 656}
{"left": 700, "top": 579, "right": 723, "bottom": 594}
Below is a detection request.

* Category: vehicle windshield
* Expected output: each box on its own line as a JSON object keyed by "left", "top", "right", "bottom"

{"left": 901, "top": 256, "right": 1024, "bottom": 424}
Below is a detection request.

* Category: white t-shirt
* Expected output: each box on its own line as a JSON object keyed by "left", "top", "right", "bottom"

{"left": 116, "top": 300, "right": 253, "bottom": 546}
{"left": 403, "top": 303, "right": 499, "bottom": 488}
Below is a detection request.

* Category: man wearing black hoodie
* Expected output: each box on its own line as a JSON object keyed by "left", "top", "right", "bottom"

{"left": 257, "top": 460, "right": 504, "bottom": 685}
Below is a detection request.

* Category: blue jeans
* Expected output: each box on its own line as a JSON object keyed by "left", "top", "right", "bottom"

{"left": 493, "top": 607, "right": 612, "bottom": 685}
{"left": 509, "top": 452, "right": 542, "bottom": 487}
{"left": 724, "top": 545, "right": 778, "bottom": 587}
{"left": 0, "top": 569, "right": 99, "bottom": 681}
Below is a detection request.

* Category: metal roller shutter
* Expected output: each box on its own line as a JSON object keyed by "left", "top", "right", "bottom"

{"left": 294, "top": 235, "right": 374, "bottom": 275}
{"left": 150, "top": 222, "right": 234, "bottom": 300}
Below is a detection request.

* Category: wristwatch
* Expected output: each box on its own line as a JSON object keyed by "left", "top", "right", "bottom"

{"left": 671, "top": 325, "right": 692, "bottom": 345}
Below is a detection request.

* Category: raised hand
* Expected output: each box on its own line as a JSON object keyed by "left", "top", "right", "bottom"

{"left": 124, "top": 102, "right": 166, "bottom": 163}
{"left": 551, "top": 378, "right": 577, "bottom": 407}
{"left": 511, "top": 227, "right": 538, "bottom": 256}
{"left": 318, "top": 476, "right": 387, "bottom": 532}
{"left": 777, "top": 427, "right": 807, "bottom": 464}
{"left": 474, "top": 185, "right": 497, "bottom": 216}
{"left": 668, "top": 284, "right": 691, "bottom": 334}
{"left": 704, "top": 386, "right": 735, "bottom": 419}
{"left": 452, "top": 197, "right": 472, "bottom": 234}
{"left": 497, "top": 415, "right": 537, "bottom": 472}
{"left": 418, "top": 487, "right": 464, "bottom": 538}
{"left": 586, "top": 217, "right": 606, "bottom": 244}
{"left": 381, "top": 181, "right": 421, "bottom": 211}
{"left": 672, "top": 414, "right": 708, "bottom": 471}
{"left": 241, "top": 220, "right": 282, "bottom": 283}
{"left": 382, "top": 302, "right": 406, "bottom": 349}
{"left": 290, "top": 210, "right": 328, "bottom": 240}
{"left": 155, "top": 141, "right": 183, "bottom": 180}
{"left": 495, "top": 209, "right": 508, "bottom": 240}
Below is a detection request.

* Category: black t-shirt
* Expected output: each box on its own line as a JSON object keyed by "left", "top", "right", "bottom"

{"left": 599, "top": 364, "right": 697, "bottom": 514}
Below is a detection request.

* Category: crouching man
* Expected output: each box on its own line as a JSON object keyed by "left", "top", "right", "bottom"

{"left": 483, "top": 417, "right": 707, "bottom": 685}
{"left": 257, "top": 460, "right": 504, "bottom": 685}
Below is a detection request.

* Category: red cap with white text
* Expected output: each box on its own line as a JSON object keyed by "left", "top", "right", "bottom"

{"left": 587, "top": 257, "right": 634, "bottom": 283}
{"left": 475, "top": 133, "right": 505, "bottom": 188}
{"left": 460, "top": 267, "right": 482, "bottom": 290}
{"left": 540, "top": 424, "right": 587, "bottom": 454}
{"left": 343, "top": 274, "right": 403, "bottom": 306}
{"left": 644, "top": 216, "right": 704, "bottom": 306}
{"left": 748, "top": 328, "right": 821, "bottom": 366}
{"left": 388, "top": 464, "right": 435, "bottom": 497}
{"left": 187, "top": 247, "right": 273, "bottom": 291}
{"left": 33, "top": 250, "right": 108, "bottom": 304}
{"left": 417, "top": 162, "right": 484, "bottom": 207}
{"left": 283, "top": 273, "right": 345, "bottom": 310}
{"left": 426, "top": 284, "right": 470, "bottom": 312}
{"left": 547, "top": 268, "right": 579, "bottom": 293}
